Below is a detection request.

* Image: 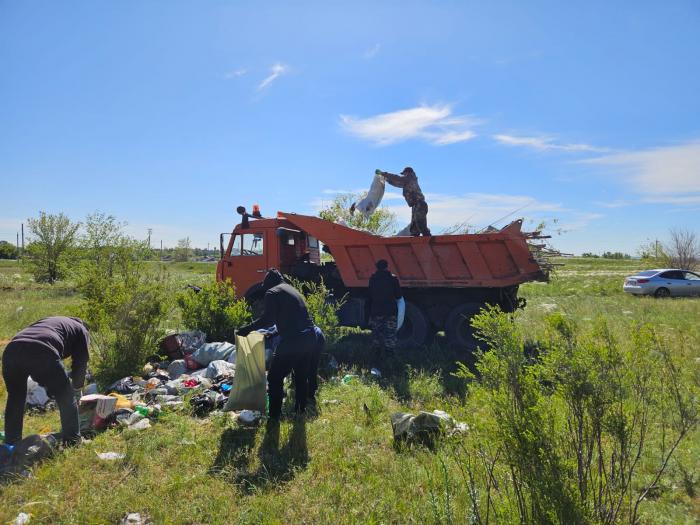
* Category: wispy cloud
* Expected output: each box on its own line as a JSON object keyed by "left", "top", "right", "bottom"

{"left": 641, "top": 195, "right": 700, "bottom": 205}
{"left": 583, "top": 140, "right": 700, "bottom": 195}
{"left": 340, "top": 104, "right": 480, "bottom": 146}
{"left": 593, "top": 199, "right": 630, "bottom": 209}
{"left": 493, "top": 134, "right": 607, "bottom": 153}
{"left": 224, "top": 69, "right": 247, "bottom": 79}
{"left": 556, "top": 212, "right": 605, "bottom": 232}
{"left": 363, "top": 43, "right": 381, "bottom": 59}
{"left": 258, "top": 63, "right": 289, "bottom": 91}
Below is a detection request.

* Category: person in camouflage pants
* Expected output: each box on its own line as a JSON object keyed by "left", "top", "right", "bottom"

{"left": 377, "top": 167, "right": 431, "bottom": 236}
{"left": 370, "top": 314, "right": 398, "bottom": 354}
{"left": 368, "top": 259, "right": 402, "bottom": 356}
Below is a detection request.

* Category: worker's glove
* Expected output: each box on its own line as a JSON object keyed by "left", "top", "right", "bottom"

{"left": 375, "top": 169, "right": 383, "bottom": 176}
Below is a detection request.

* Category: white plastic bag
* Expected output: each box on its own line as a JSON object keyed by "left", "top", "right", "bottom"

{"left": 26, "top": 377, "right": 49, "bottom": 407}
{"left": 397, "top": 297, "right": 406, "bottom": 330}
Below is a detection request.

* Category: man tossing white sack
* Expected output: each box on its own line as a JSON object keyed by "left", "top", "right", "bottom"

{"left": 351, "top": 173, "right": 386, "bottom": 220}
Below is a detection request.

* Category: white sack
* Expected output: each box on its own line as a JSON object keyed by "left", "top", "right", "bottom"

{"left": 353, "top": 174, "right": 386, "bottom": 220}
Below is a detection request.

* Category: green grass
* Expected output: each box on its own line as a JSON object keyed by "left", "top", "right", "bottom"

{"left": 0, "top": 257, "right": 698, "bottom": 524}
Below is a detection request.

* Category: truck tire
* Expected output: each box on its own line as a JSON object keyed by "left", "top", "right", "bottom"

{"left": 445, "top": 302, "right": 483, "bottom": 351}
{"left": 396, "top": 301, "right": 429, "bottom": 348}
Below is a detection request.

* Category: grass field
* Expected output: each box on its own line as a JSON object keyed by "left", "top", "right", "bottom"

{"left": 0, "top": 257, "right": 698, "bottom": 524}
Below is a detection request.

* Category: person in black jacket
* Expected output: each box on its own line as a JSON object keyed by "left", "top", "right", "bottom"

{"left": 367, "top": 260, "right": 403, "bottom": 356}
{"left": 237, "top": 269, "right": 315, "bottom": 420}
{"left": 2, "top": 317, "right": 89, "bottom": 446}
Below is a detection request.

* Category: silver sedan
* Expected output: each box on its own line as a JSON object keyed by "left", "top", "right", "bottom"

{"left": 623, "top": 269, "right": 700, "bottom": 297}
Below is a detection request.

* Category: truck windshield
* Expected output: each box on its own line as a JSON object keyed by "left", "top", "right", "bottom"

{"left": 231, "top": 233, "right": 264, "bottom": 256}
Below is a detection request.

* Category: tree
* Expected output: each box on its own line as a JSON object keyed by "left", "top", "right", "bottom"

{"left": 319, "top": 193, "right": 396, "bottom": 236}
{"left": 665, "top": 228, "right": 699, "bottom": 270}
{"left": 75, "top": 213, "right": 172, "bottom": 384}
{"left": 175, "top": 237, "right": 191, "bottom": 261}
{"left": 0, "top": 240, "right": 18, "bottom": 259}
{"left": 25, "top": 212, "right": 80, "bottom": 283}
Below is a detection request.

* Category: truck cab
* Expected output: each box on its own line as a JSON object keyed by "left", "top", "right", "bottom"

{"left": 216, "top": 212, "right": 321, "bottom": 300}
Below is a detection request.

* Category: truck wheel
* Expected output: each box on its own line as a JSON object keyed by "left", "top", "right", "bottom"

{"left": 396, "top": 302, "right": 429, "bottom": 348}
{"left": 445, "top": 302, "right": 483, "bottom": 351}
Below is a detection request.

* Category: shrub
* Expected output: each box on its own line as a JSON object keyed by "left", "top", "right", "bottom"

{"left": 177, "top": 280, "right": 251, "bottom": 342}
{"left": 75, "top": 213, "right": 172, "bottom": 385}
{"left": 287, "top": 277, "right": 346, "bottom": 344}
{"left": 453, "top": 307, "right": 698, "bottom": 524}
{"left": 82, "top": 273, "right": 171, "bottom": 385}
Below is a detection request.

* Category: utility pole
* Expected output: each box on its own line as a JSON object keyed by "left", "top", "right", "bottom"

{"left": 160, "top": 240, "right": 163, "bottom": 260}
{"left": 147, "top": 228, "right": 152, "bottom": 249}
{"left": 21, "top": 223, "right": 24, "bottom": 255}
{"left": 16, "top": 232, "right": 20, "bottom": 256}
{"left": 655, "top": 239, "right": 659, "bottom": 259}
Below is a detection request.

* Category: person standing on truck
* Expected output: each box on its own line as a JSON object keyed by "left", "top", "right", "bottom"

{"left": 2, "top": 317, "right": 89, "bottom": 448}
{"left": 236, "top": 269, "right": 316, "bottom": 420}
{"left": 376, "top": 167, "right": 431, "bottom": 236}
{"left": 367, "top": 259, "right": 403, "bottom": 356}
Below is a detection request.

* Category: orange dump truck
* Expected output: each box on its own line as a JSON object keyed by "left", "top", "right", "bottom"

{"left": 217, "top": 210, "right": 549, "bottom": 349}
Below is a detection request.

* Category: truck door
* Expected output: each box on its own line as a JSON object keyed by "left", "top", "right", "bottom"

{"left": 228, "top": 231, "right": 266, "bottom": 296}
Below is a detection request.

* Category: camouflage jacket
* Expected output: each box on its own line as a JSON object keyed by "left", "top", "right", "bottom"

{"left": 382, "top": 171, "right": 425, "bottom": 207}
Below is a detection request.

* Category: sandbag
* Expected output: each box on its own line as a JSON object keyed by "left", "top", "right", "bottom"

{"left": 353, "top": 173, "right": 386, "bottom": 219}
{"left": 191, "top": 342, "right": 235, "bottom": 367}
{"left": 224, "top": 332, "right": 266, "bottom": 413}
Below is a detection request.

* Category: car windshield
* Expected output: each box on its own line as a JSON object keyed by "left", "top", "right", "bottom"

{"left": 635, "top": 270, "right": 658, "bottom": 276}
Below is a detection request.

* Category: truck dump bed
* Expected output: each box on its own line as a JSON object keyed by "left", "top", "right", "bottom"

{"left": 279, "top": 212, "right": 548, "bottom": 288}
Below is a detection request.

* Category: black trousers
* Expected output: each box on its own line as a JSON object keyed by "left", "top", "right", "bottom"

{"left": 2, "top": 342, "right": 79, "bottom": 445}
{"left": 267, "top": 330, "right": 315, "bottom": 419}
{"left": 307, "top": 328, "right": 325, "bottom": 400}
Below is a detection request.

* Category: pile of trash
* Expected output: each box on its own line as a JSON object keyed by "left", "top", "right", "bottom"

{"left": 78, "top": 330, "right": 273, "bottom": 434}
{"left": 2, "top": 330, "right": 269, "bottom": 480}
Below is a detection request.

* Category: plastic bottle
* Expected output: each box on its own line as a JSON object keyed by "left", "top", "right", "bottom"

{"left": 342, "top": 374, "right": 358, "bottom": 385}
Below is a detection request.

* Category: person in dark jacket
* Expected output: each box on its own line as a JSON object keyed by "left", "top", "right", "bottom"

{"left": 2, "top": 316, "right": 89, "bottom": 446}
{"left": 237, "top": 269, "right": 315, "bottom": 419}
{"left": 377, "top": 167, "right": 431, "bottom": 236}
{"left": 367, "top": 260, "right": 403, "bottom": 355}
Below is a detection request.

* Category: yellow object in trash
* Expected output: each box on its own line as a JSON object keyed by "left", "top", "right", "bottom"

{"left": 108, "top": 393, "right": 134, "bottom": 410}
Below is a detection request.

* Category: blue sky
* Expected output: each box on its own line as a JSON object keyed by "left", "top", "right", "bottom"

{"left": 1, "top": 1, "right": 699, "bottom": 254}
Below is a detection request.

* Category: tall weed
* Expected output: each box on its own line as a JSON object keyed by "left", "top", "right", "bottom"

{"left": 453, "top": 306, "right": 698, "bottom": 524}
